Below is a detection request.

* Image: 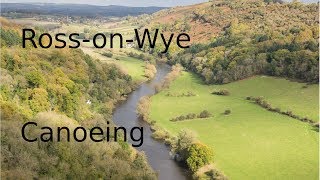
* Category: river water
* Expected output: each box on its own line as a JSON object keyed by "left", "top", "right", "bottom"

{"left": 112, "top": 63, "right": 188, "bottom": 180}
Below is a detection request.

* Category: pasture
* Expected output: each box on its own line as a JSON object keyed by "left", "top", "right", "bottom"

{"left": 150, "top": 72, "right": 319, "bottom": 180}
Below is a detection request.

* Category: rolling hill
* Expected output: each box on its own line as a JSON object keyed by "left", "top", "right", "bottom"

{"left": 141, "top": 0, "right": 319, "bottom": 84}
{"left": 1, "top": 3, "right": 167, "bottom": 17}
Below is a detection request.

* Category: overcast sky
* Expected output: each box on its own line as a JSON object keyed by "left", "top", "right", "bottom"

{"left": 1, "top": 0, "right": 210, "bottom": 7}
{"left": 1, "top": 0, "right": 317, "bottom": 7}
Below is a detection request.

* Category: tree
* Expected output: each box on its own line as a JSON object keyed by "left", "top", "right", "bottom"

{"left": 136, "top": 96, "right": 151, "bottom": 121}
{"left": 28, "top": 88, "right": 50, "bottom": 113}
{"left": 199, "top": 110, "right": 212, "bottom": 118}
{"left": 186, "top": 143, "right": 214, "bottom": 172}
{"left": 174, "top": 129, "right": 197, "bottom": 161}
{"left": 26, "top": 71, "right": 46, "bottom": 88}
{"left": 144, "top": 64, "right": 157, "bottom": 79}
{"left": 294, "top": 28, "right": 313, "bottom": 43}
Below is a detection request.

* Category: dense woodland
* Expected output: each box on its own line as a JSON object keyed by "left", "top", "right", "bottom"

{"left": 0, "top": 18, "right": 156, "bottom": 179}
{"left": 140, "top": 0, "right": 319, "bottom": 84}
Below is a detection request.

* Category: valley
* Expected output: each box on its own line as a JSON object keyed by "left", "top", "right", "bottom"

{"left": 1, "top": 0, "right": 319, "bottom": 179}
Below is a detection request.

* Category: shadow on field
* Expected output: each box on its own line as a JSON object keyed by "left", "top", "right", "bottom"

{"left": 311, "top": 126, "right": 319, "bottom": 132}
{"left": 187, "top": 71, "right": 207, "bottom": 85}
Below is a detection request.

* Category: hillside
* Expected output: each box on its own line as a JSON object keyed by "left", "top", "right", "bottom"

{"left": 148, "top": 0, "right": 318, "bottom": 43}
{"left": 0, "top": 18, "right": 156, "bottom": 179}
{"left": 142, "top": 0, "right": 319, "bottom": 84}
{"left": 136, "top": 0, "right": 319, "bottom": 178}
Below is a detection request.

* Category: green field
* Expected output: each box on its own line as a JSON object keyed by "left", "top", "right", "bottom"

{"left": 70, "top": 22, "right": 147, "bottom": 82}
{"left": 150, "top": 71, "right": 319, "bottom": 180}
{"left": 81, "top": 47, "right": 146, "bottom": 82}
{"left": 112, "top": 55, "right": 147, "bottom": 82}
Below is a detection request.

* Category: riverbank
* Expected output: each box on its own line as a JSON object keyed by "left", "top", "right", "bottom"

{"left": 112, "top": 63, "right": 189, "bottom": 180}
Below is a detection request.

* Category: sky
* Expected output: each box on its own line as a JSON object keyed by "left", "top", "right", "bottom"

{"left": 1, "top": 0, "right": 209, "bottom": 7}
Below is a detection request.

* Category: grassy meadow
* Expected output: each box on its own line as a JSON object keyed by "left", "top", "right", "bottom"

{"left": 111, "top": 55, "right": 147, "bottom": 82}
{"left": 81, "top": 47, "right": 147, "bottom": 82}
{"left": 150, "top": 71, "right": 319, "bottom": 180}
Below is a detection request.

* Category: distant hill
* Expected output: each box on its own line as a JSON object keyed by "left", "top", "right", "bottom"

{"left": 0, "top": 3, "right": 167, "bottom": 17}
{"left": 145, "top": 0, "right": 318, "bottom": 43}
{"left": 142, "top": 0, "right": 319, "bottom": 84}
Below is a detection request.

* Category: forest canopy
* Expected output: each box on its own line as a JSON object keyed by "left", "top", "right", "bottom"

{"left": 0, "top": 17, "right": 156, "bottom": 179}
{"left": 141, "top": 0, "right": 319, "bottom": 84}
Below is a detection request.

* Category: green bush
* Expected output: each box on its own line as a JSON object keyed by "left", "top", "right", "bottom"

{"left": 212, "top": 89, "right": 230, "bottom": 96}
{"left": 199, "top": 110, "right": 212, "bottom": 118}
{"left": 102, "top": 52, "right": 113, "bottom": 58}
{"left": 186, "top": 143, "right": 214, "bottom": 172}
{"left": 224, "top": 109, "right": 231, "bottom": 115}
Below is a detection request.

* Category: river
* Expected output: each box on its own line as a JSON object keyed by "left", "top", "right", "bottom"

{"left": 112, "top": 63, "right": 188, "bottom": 180}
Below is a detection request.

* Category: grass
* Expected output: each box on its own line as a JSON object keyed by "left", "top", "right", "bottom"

{"left": 150, "top": 71, "right": 319, "bottom": 180}
{"left": 222, "top": 76, "right": 319, "bottom": 121}
{"left": 112, "top": 55, "right": 146, "bottom": 82}
{"left": 64, "top": 22, "right": 146, "bottom": 82}
{"left": 81, "top": 47, "right": 146, "bottom": 82}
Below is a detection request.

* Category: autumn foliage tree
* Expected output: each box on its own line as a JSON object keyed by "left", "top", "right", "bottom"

{"left": 0, "top": 20, "right": 155, "bottom": 179}
{"left": 136, "top": 96, "right": 151, "bottom": 121}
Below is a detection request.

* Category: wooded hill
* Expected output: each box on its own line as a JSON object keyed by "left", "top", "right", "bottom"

{"left": 141, "top": 0, "right": 319, "bottom": 84}
{"left": 0, "top": 18, "right": 156, "bottom": 179}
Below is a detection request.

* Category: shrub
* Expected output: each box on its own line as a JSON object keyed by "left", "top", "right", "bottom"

{"left": 152, "top": 128, "right": 170, "bottom": 140}
{"left": 155, "top": 64, "right": 183, "bottom": 93}
{"left": 174, "top": 129, "right": 197, "bottom": 162}
{"left": 170, "top": 118, "right": 177, "bottom": 122}
{"left": 274, "top": 107, "right": 281, "bottom": 113}
{"left": 178, "top": 115, "right": 186, "bottom": 121}
{"left": 187, "top": 113, "right": 197, "bottom": 119}
{"left": 186, "top": 143, "right": 213, "bottom": 172}
{"left": 204, "top": 167, "right": 228, "bottom": 180}
{"left": 136, "top": 96, "right": 151, "bottom": 122}
{"left": 199, "top": 110, "right": 212, "bottom": 118}
{"left": 166, "top": 91, "right": 196, "bottom": 97}
{"left": 224, "top": 109, "right": 231, "bottom": 115}
{"left": 212, "top": 89, "right": 230, "bottom": 96}
{"left": 254, "top": 96, "right": 264, "bottom": 104}
{"left": 144, "top": 64, "right": 157, "bottom": 79}
{"left": 171, "top": 110, "right": 212, "bottom": 122}
{"left": 102, "top": 52, "right": 113, "bottom": 58}
{"left": 285, "top": 111, "right": 293, "bottom": 116}
{"left": 186, "top": 91, "right": 196, "bottom": 96}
